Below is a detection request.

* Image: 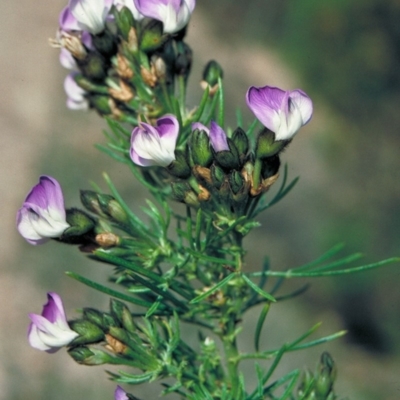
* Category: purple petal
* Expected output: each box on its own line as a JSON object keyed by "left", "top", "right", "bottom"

{"left": 64, "top": 73, "right": 89, "bottom": 110}
{"left": 130, "top": 117, "right": 178, "bottom": 167}
{"left": 41, "top": 292, "right": 67, "bottom": 324}
{"left": 25, "top": 176, "right": 65, "bottom": 214}
{"left": 113, "top": 0, "right": 144, "bottom": 20}
{"left": 246, "top": 86, "right": 285, "bottom": 132}
{"left": 209, "top": 121, "right": 229, "bottom": 152}
{"left": 59, "top": 48, "right": 77, "bottom": 70}
{"left": 192, "top": 122, "right": 209, "bottom": 134}
{"left": 114, "top": 386, "right": 129, "bottom": 400}
{"left": 59, "top": 6, "right": 81, "bottom": 31}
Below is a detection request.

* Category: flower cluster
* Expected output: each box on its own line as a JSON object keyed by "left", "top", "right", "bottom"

{"left": 52, "top": 0, "right": 196, "bottom": 119}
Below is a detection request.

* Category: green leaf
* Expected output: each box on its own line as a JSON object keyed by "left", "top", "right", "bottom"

{"left": 289, "top": 330, "right": 347, "bottom": 352}
{"left": 217, "top": 77, "right": 225, "bottom": 127}
{"left": 189, "top": 273, "right": 236, "bottom": 304}
{"left": 108, "top": 370, "right": 154, "bottom": 384}
{"left": 95, "top": 144, "right": 129, "bottom": 163}
{"left": 66, "top": 272, "right": 152, "bottom": 308}
{"left": 186, "top": 249, "right": 237, "bottom": 266}
{"left": 242, "top": 274, "right": 276, "bottom": 302}
{"left": 254, "top": 302, "right": 271, "bottom": 352}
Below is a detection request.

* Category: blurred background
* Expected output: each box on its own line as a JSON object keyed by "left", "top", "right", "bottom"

{"left": 1, "top": 0, "right": 399, "bottom": 399}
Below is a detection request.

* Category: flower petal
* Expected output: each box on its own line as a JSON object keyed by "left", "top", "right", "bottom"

{"left": 114, "top": 386, "right": 129, "bottom": 400}
{"left": 209, "top": 121, "right": 229, "bottom": 152}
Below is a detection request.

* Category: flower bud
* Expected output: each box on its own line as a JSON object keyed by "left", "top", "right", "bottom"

{"left": 114, "top": 6, "right": 136, "bottom": 41}
{"left": 83, "top": 308, "right": 106, "bottom": 328}
{"left": 175, "top": 41, "right": 192, "bottom": 79}
{"left": 190, "top": 129, "right": 213, "bottom": 167}
{"left": 210, "top": 164, "right": 225, "bottom": 189}
{"left": 315, "top": 352, "right": 336, "bottom": 397}
{"left": 99, "top": 195, "right": 129, "bottom": 224}
{"left": 62, "top": 208, "right": 95, "bottom": 239}
{"left": 95, "top": 232, "right": 120, "bottom": 248}
{"left": 232, "top": 127, "right": 249, "bottom": 157}
{"left": 69, "top": 319, "right": 105, "bottom": 345}
{"left": 80, "top": 190, "right": 107, "bottom": 216}
{"left": 256, "top": 128, "right": 288, "bottom": 159}
{"left": 229, "top": 171, "right": 245, "bottom": 195}
{"left": 68, "top": 346, "right": 111, "bottom": 365}
{"left": 167, "top": 149, "right": 191, "bottom": 178}
{"left": 77, "top": 51, "right": 108, "bottom": 81}
{"left": 202, "top": 60, "right": 223, "bottom": 87}
{"left": 89, "top": 94, "right": 113, "bottom": 115}
{"left": 92, "top": 28, "right": 117, "bottom": 58}
{"left": 140, "top": 20, "right": 166, "bottom": 52}
{"left": 214, "top": 139, "right": 240, "bottom": 171}
{"left": 74, "top": 74, "right": 109, "bottom": 94}
{"left": 110, "top": 299, "right": 136, "bottom": 333}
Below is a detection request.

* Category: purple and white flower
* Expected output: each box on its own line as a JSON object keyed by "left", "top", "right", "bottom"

{"left": 114, "top": 386, "right": 129, "bottom": 400}
{"left": 67, "top": 0, "right": 114, "bottom": 34}
{"left": 28, "top": 292, "right": 78, "bottom": 353}
{"left": 130, "top": 114, "right": 179, "bottom": 167}
{"left": 114, "top": 0, "right": 143, "bottom": 20}
{"left": 17, "top": 176, "right": 70, "bottom": 245}
{"left": 192, "top": 121, "right": 229, "bottom": 152}
{"left": 246, "top": 85, "right": 313, "bottom": 141}
{"left": 64, "top": 73, "right": 89, "bottom": 110}
{"left": 134, "top": 0, "right": 196, "bottom": 34}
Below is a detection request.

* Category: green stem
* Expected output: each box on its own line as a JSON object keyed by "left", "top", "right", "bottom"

{"left": 252, "top": 158, "right": 263, "bottom": 191}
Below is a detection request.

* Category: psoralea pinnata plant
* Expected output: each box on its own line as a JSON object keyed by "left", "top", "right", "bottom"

{"left": 18, "top": 0, "right": 399, "bottom": 399}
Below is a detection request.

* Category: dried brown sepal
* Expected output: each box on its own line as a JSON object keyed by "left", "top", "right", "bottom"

{"left": 105, "top": 334, "right": 127, "bottom": 354}
{"left": 250, "top": 173, "right": 279, "bottom": 196}
{"left": 141, "top": 65, "right": 157, "bottom": 87}
{"left": 193, "top": 166, "right": 212, "bottom": 184}
{"left": 198, "top": 185, "right": 211, "bottom": 202}
{"left": 116, "top": 53, "right": 134, "bottom": 79}
{"left": 95, "top": 232, "right": 120, "bottom": 248}
{"left": 109, "top": 79, "right": 134, "bottom": 102}
{"left": 200, "top": 80, "right": 219, "bottom": 96}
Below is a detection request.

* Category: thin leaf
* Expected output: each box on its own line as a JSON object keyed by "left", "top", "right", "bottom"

{"left": 186, "top": 249, "right": 237, "bottom": 266}
{"left": 109, "top": 370, "right": 154, "bottom": 384}
{"left": 190, "top": 273, "right": 236, "bottom": 304}
{"left": 242, "top": 274, "right": 276, "bottom": 302}
{"left": 254, "top": 302, "right": 271, "bottom": 352}
{"left": 217, "top": 77, "right": 225, "bottom": 127}
{"left": 289, "top": 330, "right": 347, "bottom": 352}
{"left": 66, "top": 272, "right": 152, "bottom": 308}
{"left": 95, "top": 144, "right": 129, "bottom": 163}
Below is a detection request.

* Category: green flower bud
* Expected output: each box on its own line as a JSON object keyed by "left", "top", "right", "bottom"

{"left": 83, "top": 308, "right": 106, "bottom": 328}
{"left": 110, "top": 299, "right": 136, "bottom": 333}
{"left": 80, "top": 190, "right": 106, "bottom": 216}
{"left": 114, "top": 6, "right": 136, "bottom": 41}
{"left": 232, "top": 127, "right": 249, "bottom": 157}
{"left": 69, "top": 319, "right": 105, "bottom": 345}
{"left": 229, "top": 171, "right": 244, "bottom": 195}
{"left": 68, "top": 346, "right": 111, "bottom": 365}
{"left": 210, "top": 164, "right": 225, "bottom": 189}
{"left": 140, "top": 20, "right": 167, "bottom": 52}
{"left": 92, "top": 28, "right": 117, "bottom": 58}
{"left": 77, "top": 52, "right": 108, "bottom": 82}
{"left": 214, "top": 139, "right": 240, "bottom": 170}
{"left": 74, "top": 74, "right": 109, "bottom": 94}
{"left": 190, "top": 129, "right": 213, "bottom": 167}
{"left": 62, "top": 208, "right": 95, "bottom": 238}
{"left": 256, "top": 128, "right": 288, "bottom": 159}
{"left": 203, "top": 60, "right": 223, "bottom": 87}
{"left": 167, "top": 149, "right": 191, "bottom": 178}
{"left": 175, "top": 41, "right": 193, "bottom": 79}
{"left": 89, "top": 94, "right": 112, "bottom": 115}
{"left": 171, "top": 182, "right": 191, "bottom": 202}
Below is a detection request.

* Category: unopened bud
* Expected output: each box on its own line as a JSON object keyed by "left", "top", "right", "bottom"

{"left": 152, "top": 56, "right": 167, "bottom": 81}
{"left": 63, "top": 208, "right": 95, "bottom": 238}
{"left": 193, "top": 166, "right": 212, "bottom": 184}
{"left": 190, "top": 129, "right": 213, "bottom": 167}
{"left": 229, "top": 171, "right": 244, "bottom": 195}
{"left": 110, "top": 299, "right": 136, "bottom": 333}
{"left": 77, "top": 52, "right": 108, "bottom": 81}
{"left": 202, "top": 60, "right": 223, "bottom": 87}
{"left": 140, "top": 20, "right": 166, "bottom": 52}
{"left": 167, "top": 150, "right": 191, "bottom": 178}
{"left": 115, "top": 6, "right": 135, "bottom": 41}
{"left": 68, "top": 346, "right": 111, "bottom": 365}
{"left": 198, "top": 185, "right": 210, "bottom": 202}
{"left": 256, "top": 128, "right": 288, "bottom": 159}
{"left": 232, "top": 127, "right": 249, "bottom": 157}
{"left": 69, "top": 319, "right": 105, "bottom": 345}
{"left": 214, "top": 139, "right": 240, "bottom": 170}
{"left": 80, "top": 190, "right": 106, "bottom": 216}
{"left": 83, "top": 308, "right": 106, "bottom": 328}
{"left": 92, "top": 28, "right": 117, "bottom": 58}
{"left": 89, "top": 94, "right": 113, "bottom": 115}
{"left": 171, "top": 182, "right": 191, "bottom": 202}
{"left": 211, "top": 164, "right": 225, "bottom": 189}
{"left": 175, "top": 41, "right": 192, "bottom": 78}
